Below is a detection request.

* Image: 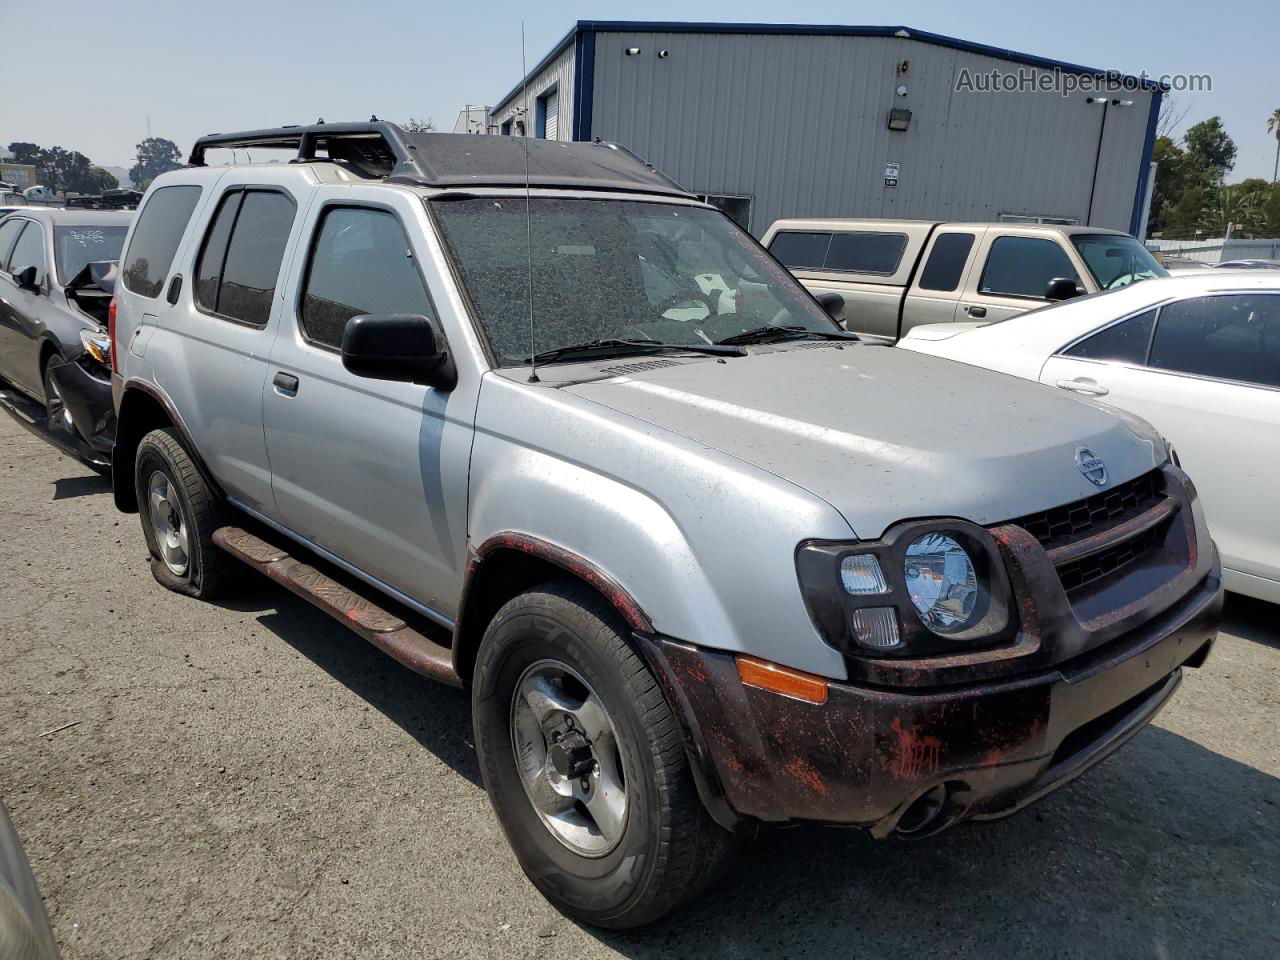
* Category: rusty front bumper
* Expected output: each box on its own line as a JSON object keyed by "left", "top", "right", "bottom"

{"left": 639, "top": 554, "right": 1221, "bottom": 838}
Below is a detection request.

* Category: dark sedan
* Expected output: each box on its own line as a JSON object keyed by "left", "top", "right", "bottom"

{"left": 0, "top": 208, "right": 131, "bottom": 460}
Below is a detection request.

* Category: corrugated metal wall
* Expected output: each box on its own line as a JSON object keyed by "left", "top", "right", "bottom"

{"left": 586, "top": 31, "right": 1153, "bottom": 234}
{"left": 489, "top": 44, "right": 576, "bottom": 140}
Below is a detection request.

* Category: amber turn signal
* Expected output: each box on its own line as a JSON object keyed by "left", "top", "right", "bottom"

{"left": 736, "top": 656, "right": 829, "bottom": 704}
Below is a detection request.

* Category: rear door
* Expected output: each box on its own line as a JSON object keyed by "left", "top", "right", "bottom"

{"left": 900, "top": 230, "right": 979, "bottom": 334}
{"left": 261, "top": 188, "right": 476, "bottom": 621}
{"left": 1040, "top": 292, "right": 1280, "bottom": 587}
{"left": 130, "top": 173, "right": 303, "bottom": 515}
{"left": 958, "top": 232, "right": 1087, "bottom": 324}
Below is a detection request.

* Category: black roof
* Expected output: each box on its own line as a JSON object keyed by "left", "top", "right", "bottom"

{"left": 189, "top": 121, "right": 692, "bottom": 198}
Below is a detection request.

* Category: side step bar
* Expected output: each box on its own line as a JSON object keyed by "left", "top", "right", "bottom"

{"left": 212, "top": 526, "right": 462, "bottom": 687}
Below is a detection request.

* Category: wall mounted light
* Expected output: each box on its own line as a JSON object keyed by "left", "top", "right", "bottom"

{"left": 887, "top": 108, "right": 912, "bottom": 132}
{"left": 657, "top": 49, "right": 670, "bottom": 58}
{"left": 625, "top": 47, "right": 641, "bottom": 56}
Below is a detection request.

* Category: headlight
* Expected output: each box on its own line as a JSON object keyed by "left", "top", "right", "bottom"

{"left": 904, "top": 533, "right": 979, "bottom": 635}
{"left": 79, "top": 328, "right": 111, "bottom": 368}
{"left": 795, "top": 520, "right": 1015, "bottom": 660}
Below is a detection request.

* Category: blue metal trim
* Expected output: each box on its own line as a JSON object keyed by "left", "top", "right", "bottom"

{"left": 1130, "top": 88, "right": 1162, "bottom": 236}
{"left": 572, "top": 29, "right": 596, "bottom": 141}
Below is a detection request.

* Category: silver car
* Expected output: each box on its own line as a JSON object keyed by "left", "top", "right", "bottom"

{"left": 108, "top": 121, "right": 1222, "bottom": 928}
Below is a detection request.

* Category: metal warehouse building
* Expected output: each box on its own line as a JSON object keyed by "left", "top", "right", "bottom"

{"left": 488, "top": 21, "right": 1161, "bottom": 236}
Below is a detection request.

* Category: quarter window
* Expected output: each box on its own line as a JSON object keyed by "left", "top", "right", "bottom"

{"left": 979, "top": 236, "right": 1081, "bottom": 298}
{"left": 1063, "top": 310, "right": 1155, "bottom": 364}
{"left": 194, "top": 189, "right": 295, "bottom": 326}
{"left": 122, "top": 185, "right": 202, "bottom": 298}
{"left": 7, "top": 221, "right": 46, "bottom": 286}
{"left": 918, "top": 233, "right": 977, "bottom": 292}
{"left": 1149, "top": 295, "right": 1280, "bottom": 389}
{"left": 300, "top": 207, "right": 434, "bottom": 350}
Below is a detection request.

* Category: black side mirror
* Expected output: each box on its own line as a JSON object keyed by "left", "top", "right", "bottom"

{"left": 815, "top": 291, "right": 846, "bottom": 324}
{"left": 1043, "top": 277, "right": 1083, "bottom": 302}
{"left": 12, "top": 265, "right": 38, "bottom": 290}
{"left": 341, "top": 313, "right": 456, "bottom": 390}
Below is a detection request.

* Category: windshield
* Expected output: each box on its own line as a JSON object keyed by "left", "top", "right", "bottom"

{"left": 1072, "top": 234, "right": 1167, "bottom": 290}
{"left": 54, "top": 224, "right": 129, "bottom": 286}
{"left": 430, "top": 198, "right": 838, "bottom": 365}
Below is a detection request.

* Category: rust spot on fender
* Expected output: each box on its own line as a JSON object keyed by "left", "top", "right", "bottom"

{"left": 785, "top": 757, "right": 828, "bottom": 795}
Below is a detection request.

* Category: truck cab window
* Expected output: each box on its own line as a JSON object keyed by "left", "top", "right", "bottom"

{"left": 918, "top": 233, "right": 976, "bottom": 292}
{"left": 979, "top": 236, "right": 1080, "bottom": 298}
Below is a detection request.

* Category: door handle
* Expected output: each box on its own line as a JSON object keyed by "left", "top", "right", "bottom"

{"left": 1055, "top": 378, "right": 1109, "bottom": 397}
{"left": 966, "top": 305, "right": 987, "bottom": 318}
{"left": 272, "top": 372, "right": 300, "bottom": 395}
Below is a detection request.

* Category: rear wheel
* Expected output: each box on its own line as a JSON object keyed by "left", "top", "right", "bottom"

{"left": 134, "top": 427, "right": 235, "bottom": 600}
{"left": 472, "top": 581, "right": 738, "bottom": 929}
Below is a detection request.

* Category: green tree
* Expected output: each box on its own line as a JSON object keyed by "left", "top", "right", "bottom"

{"left": 129, "top": 137, "right": 182, "bottom": 188}
{"left": 84, "top": 165, "right": 119, "bottom": 193}
{"left": 1268, "top": 107, "right": 1280, "bottom": 184}
{"left": 6, "top": 141, "right": 42, "bottom": 166}
{"left": 1199, "top": 186, "right": 1263, "bottom": 237}
{"left": 1148, "top": 136, "right": 1187, "bottom": 235}
{"left": 1164, "top": 185, "right": 1212, "bottom": 239}
{"left": 1264, "top": 186, "right": 1280, "bottom": 235}
{"left": 1182, "top": 116, "right": 1236, "bottom": 187}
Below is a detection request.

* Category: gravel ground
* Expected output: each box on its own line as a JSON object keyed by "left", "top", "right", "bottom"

{"left": 1, "top": 409, "right": 1277, "bottom": 960}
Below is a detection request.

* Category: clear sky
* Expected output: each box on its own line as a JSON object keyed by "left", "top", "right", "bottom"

{"left": 3, "top": 0, "right": 1277, "bottom": 181}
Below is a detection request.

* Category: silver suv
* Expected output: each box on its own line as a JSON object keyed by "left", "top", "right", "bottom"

{"left": 108, "top": 122, "right": 1222, "bottom": 928}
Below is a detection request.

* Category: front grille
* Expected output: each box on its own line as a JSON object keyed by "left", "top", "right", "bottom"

{"left": 1054, "top": 523, "right": 1167, "bottom": 594}
{"left": 1010, "top": 470, "right": 1164, "bottom": 552}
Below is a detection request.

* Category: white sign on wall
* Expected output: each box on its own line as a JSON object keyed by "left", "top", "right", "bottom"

{"left": 884, "top": 161, "right": 900, "bottom": 188}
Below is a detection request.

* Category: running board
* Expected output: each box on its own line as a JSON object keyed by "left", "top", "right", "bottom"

{"left": 212, "top": 526, "right": 462, "bottom": 687}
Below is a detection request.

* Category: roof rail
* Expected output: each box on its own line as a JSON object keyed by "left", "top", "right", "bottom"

{"left": 187, "top": 120, "right": 694, "bottom": 198}
{"left": 189, "top": 120, "right": 418, "bottom": 180}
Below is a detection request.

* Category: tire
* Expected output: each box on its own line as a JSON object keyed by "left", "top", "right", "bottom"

{"left": 42, "top": 354, "right": 75, "bottom": 441}
{"left": 134, "top": 427, "right": 234, "bottom": 600}
{"left": 472, "top": 581, "right": 738, "bottom": 929}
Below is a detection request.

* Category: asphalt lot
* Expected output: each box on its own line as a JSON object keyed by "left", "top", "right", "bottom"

{"left": 1, "top": 408, "right": 1277, "bottom": 960}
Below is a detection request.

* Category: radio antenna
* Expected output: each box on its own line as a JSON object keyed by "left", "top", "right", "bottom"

{"left": 520, "top": 21, "right": 539, "bottom": 383}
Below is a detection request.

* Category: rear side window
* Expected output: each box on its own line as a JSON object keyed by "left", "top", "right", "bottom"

{"left": 769, "top": 231, "right": 830, "bottom": 270}
{"left": 8, "top": 221, "right": 46, "bottom": 286}
{"left": 979, "top": 236, "right": 1081, "bottom": 298}
{"left": 1149, "top": 294, "right": 1280, "bottom": 389}
{"left": 769, "top": 230, "right": 907, "bottom": 274}
{"left": 1062, "top": 310, "right": 1155, "bottom": 363}
{"left": 918, "top": 233, "right": 976, "bottom": 292}
{"left": 0, "top": 217, "right": 25, "bottom": 270}
{"left": 194, "top": 189, "right": 295, "bottom": 326}
{"left": 300, "top": 206, "right": 434, "bottom": 349}
{"left": 122, "top": 185, "right": 202, "bottom": 298}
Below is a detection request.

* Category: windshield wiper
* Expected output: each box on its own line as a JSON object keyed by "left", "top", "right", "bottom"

{"left": 524, "top": 338, "right": 746, "bottom": 365}
{"left": 714, "top": 324, "right": 861, "bottom": 346}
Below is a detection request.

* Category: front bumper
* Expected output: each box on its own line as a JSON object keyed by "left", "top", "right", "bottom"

{"left": 50, "top": 356, "right": 115, "bottom": 454}
{"left": 640, "top": 554, "right": 1221, "bottom": 837}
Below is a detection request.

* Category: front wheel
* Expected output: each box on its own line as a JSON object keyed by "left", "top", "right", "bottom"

{"left": 471, "top": 582, "right": 738, "bottom": 929}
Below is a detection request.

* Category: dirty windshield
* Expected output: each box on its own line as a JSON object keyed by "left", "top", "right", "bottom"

{"left": 1072, "top": 234, "right": 1168, "bottom": 290}
{"left": 431, "top": 198, "right": 838, "bottom": 365}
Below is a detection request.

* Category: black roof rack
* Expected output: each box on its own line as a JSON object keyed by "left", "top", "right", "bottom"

{"left": 188, "top": 121, "right": 693, "bottom": 198}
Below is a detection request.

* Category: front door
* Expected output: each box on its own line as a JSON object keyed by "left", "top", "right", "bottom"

{"left": 958, "top": 232, "right": 1085, "bottom": 325}
{"left": 261, "top": 192, "right": 476, "bottom": 622}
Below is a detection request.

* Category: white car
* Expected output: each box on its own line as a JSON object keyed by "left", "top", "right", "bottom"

{"left": 899, "top": 273, "right": 1280, "bottom": 604}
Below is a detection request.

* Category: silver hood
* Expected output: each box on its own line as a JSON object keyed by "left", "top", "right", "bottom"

{"left": 565, "top": 344, "right": 1165, "bottom": 538}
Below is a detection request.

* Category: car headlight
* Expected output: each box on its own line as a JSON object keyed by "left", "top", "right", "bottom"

{"left": 796, "top": 520, "right": 1015, "bottom": 659}
{"left": 80, "top": 328, "right": 111, "bottom": 368}
{"left": 904, "top": 533, "right": 979, "bottom": 635}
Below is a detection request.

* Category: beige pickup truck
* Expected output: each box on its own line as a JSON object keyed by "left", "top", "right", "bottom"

{"left": 761, "top": 219, "right": 1167, "bottom": 340}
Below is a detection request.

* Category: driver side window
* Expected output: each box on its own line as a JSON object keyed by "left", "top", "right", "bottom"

{"left": 7, "top": 221, "right": 46, "bottom": 286}
{"left": 979, "top": 236, "right": 1080, "bottom": 298}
